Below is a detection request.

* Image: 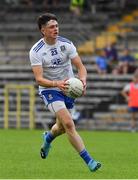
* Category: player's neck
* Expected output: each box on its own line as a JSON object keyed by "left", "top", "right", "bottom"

{"left": 44, "top": 37, "right": 56, "bottom": 45}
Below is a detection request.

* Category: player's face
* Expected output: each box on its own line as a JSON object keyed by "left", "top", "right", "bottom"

{"left": 41, "top": 20, "right": 59, "bottom": 39}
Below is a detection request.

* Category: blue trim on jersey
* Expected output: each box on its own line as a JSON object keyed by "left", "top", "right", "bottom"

{"left": 33, "top": 40, "right": 45, "bottom": 52}
{"left": 57, "top": 36, "right": 71, "bottom": 44}
{"left": 40, "top": 90, "right": 75, "bottom": 109}
{"left": 33, "top": 41, "right": 43, "bottom": 51}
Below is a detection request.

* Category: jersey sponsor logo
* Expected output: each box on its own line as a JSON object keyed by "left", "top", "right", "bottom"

{"left": 51, "top": 58, "right": 62, "bottom": 65}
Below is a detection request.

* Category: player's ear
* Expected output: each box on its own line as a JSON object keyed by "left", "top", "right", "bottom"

{"left": 41, "top": 26, "right": 45, "bottom": 36}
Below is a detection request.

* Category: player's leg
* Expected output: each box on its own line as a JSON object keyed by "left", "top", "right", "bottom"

{"left": 56, "top": 108, "right": 101, "bottom": 172}
{"left": 46, "top": 101, "right": 66, "bottom": 139}
{"left": 131, "top": 112, "right": 137, "bottom": 132}
{"left": 40, "top": 101, "right": 66, "bottom": 159}
{"left": 51, "top": 118, "right": 65, "bottom": 136}
{"left": 129, "top": 107, "right": 138, "bottom": 132}
{"left": 40, "top": 118, "right": 65, "bottom": 159}
{"left": 56, "top": 108, "right": 84, "bottom": 151}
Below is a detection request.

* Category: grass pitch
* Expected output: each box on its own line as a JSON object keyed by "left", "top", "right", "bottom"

{"left": 0, "top": 129, "right": 138, "bottom": 179}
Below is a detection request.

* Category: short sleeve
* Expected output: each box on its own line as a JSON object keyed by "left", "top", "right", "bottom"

{"left": 29, "top": 49, "right": 42, "bottom": 66}
{"left": 123, "top": 84, "right": 130, "bottom": 92}
{"left": 68, "top": 42, "right": 78, "bottom": 59}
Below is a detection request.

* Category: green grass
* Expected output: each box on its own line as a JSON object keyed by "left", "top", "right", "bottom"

{"left": 0, "top": 129, "right": 138, "bottom": 179}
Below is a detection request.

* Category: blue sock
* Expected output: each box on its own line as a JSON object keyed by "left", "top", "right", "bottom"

{"left": 45, "top": 132, "right": 55, "bottom": 144}
{"left": 79, "top": 149, "right": 93, "bottom": 164}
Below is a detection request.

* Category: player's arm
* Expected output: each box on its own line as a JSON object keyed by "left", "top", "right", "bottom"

{"left": 71, "top": 55, "right": 87, "bottom": 88}
{"left": 32, "top": 65, "right": 54, "bottom": 87}
{"left": 121, "top": 85, "right": 130, "bottom": 102}
{"left": 31, "top": 65, "right": 67, "bottom": 91}
{"left": 121, "top": 90, "right": 129, "bottom": 102}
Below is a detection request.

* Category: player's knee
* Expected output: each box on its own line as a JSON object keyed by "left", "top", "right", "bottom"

{"left": 64, "top": 120, "right": 75, "bottom": 132}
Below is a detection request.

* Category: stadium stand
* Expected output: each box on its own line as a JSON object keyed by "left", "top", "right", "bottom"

{"left": 0, "top": 0, "right": 138, "bottom": 130}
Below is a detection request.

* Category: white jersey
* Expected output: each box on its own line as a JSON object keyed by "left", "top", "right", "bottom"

{"left": 29, "top": 36, "right": 78, "bottom": 91}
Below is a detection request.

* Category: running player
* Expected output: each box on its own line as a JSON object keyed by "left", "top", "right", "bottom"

{"left": 29, "top": 13, "right": 101, "bottom": 172}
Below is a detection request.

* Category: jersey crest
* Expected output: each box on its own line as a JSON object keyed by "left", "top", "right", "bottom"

{"left": 60, "top": 45, "right": 66, "bottom": 52}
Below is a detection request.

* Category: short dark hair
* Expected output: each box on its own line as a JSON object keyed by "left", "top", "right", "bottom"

{"left": 37, "top": 13, "right": 58, "bottom": 30}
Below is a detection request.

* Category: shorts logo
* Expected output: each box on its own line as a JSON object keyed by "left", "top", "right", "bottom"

{"left": 48, "top": 94, "right": 53, "bottom": 100}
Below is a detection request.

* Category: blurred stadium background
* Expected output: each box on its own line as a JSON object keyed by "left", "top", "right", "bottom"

{"left": 1, "top": 0, "right": 138, "bottom": 131}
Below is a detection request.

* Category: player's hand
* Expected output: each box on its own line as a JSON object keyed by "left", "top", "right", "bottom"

{"left": 56, "top": 79, "right": 69, "bottom": 92}
{"left": 125, "top": 96, "right": 129, "bottom": 102}
{"left": 80, "top": 78, "right": 87, "bottom": 95}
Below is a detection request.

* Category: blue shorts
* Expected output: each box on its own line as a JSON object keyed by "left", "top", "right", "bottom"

{"left": 39, "top": 90, "right": 75, "bottom": 109}
{"left": 128, "top": 107, "right": 138, "bottom": 112}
